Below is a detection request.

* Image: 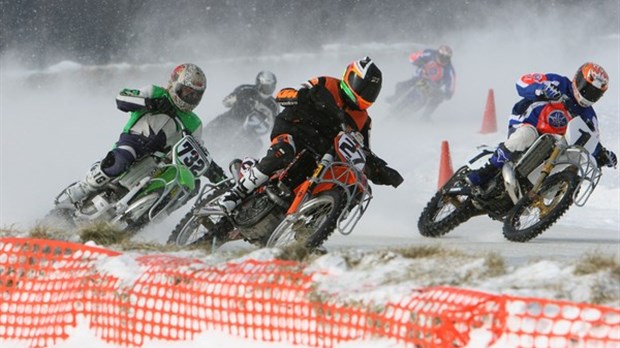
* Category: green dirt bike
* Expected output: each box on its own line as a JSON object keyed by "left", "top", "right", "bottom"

{"left": 47, "top": 117, "right": 222, "bottom": 232}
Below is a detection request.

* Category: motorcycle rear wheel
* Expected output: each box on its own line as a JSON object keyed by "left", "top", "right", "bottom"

{"left": 265, "top": 189, "right": 347, "bottom": 250}
{"left": 167, "top": 184, "right": 233, "bottom": 247}
{"left": 503, "top": 170, "right": 579, "bottom": 242}
{"left": 417, "top": 167, "right": 477, "bottom": 237}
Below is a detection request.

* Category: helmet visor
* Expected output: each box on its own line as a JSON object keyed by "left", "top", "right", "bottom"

{"left": 175, "top": 84, "right": 204, "bottom": 105}
{"left": 575, "top": 73, "right": 604, "bottom": 104}
{"left": 258, "top": 83, "right": 275, "bottom": 96}
{"left": 438, "top": 53, "right": 450, "bottom": 65}
{"left": 346, "top": 70, "right": 381, "bottom": 104}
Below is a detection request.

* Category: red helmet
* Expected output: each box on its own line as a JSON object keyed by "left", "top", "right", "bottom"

{"left": 572, "top": 62, "right": 608, "bottom": 107}
{"left": 340, "top": 56, "right": 382, "bottom": 110}
{"left": 437, "top": 45, "right": 452, "bottom": 65}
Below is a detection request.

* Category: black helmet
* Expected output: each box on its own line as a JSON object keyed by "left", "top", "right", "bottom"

{"left": 256, "top": 71, "right": 277, "bottom": 97}
{"left": 340, "top": 56, "right": 382, "bottom": 110}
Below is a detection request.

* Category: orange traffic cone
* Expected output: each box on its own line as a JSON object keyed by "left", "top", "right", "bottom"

{"left": 480, "top": 89, "right": 497, "bottom": 134}
{"left": 437, "top": 140, "right": 454, "bottom": 189}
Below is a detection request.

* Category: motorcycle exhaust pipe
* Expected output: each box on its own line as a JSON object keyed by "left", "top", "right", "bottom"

{"left": 229, "top": 159, "right": 242, "bottom": 184}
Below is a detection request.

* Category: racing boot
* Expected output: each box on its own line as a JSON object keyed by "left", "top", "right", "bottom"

{"left": 466, "top": 144, "right": 513, "bottom": 188}
{"left": 64, "top": 162, "right": 112, "bottom": 204}
{"left": 466, "top": 162, "right": 501, "bottom": 187}
{"left": 218, "top": 165, "right": 269, "bottom": 214}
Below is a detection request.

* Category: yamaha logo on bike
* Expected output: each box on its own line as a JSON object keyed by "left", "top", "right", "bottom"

{"left": 547, "top": 110, "right": 569, "bottom": 129}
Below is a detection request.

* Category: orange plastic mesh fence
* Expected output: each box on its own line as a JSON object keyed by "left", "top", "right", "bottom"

{"left": 1, "top": 238, "right": 618, "bottom": 347}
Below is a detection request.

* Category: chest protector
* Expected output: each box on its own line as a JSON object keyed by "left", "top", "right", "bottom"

{"left": 536, "top": 102, "right": 572, "bottom": 135}
{"left": 420, "top": 61, "right": 445, "bottom": 82}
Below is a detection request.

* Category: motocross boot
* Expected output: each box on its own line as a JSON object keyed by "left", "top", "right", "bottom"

{"left": 64, "top": 162, "right": 112, "bottom": 204}
{"left": 466, "top": 162, "right": 500, "bottom": 188}
{"left": 466, "top": 144, "right": 513, "bottom": 188}
{"left": 218, "top": 165, "right": 269, "bottom": 214}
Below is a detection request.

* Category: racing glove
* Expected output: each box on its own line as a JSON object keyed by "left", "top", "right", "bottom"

{"left": 365, "top": 153, "right": 404, "bottom": 188}
{"left": 535, "top": 81, "right": 562, "bottom": 101}
{"left": 596, "top": 147, "right": 618, "bottom": 168}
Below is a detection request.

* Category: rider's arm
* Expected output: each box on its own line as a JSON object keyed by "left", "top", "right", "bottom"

{"left": 442, "top": 65, "right": 456, "bottom": 99}
{"left": 116, "top": 86, "right": 154, "bottom": 112}
{"left": 222, "top": 88, "right": 240, "bottom": 108}
{"left": 516, "top": 73, "right": 569, "bottom": 100}
{"left": 409, "top": 50, "right": 431, "bottom": 67}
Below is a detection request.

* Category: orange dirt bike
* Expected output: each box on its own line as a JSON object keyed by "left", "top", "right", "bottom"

{"left": 167, "top": 130, "right": 372, "bottom": 251}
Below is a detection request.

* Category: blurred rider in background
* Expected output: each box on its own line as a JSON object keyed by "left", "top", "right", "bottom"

{"left": 217, "top": 56, "right": 404, "bottom": 213}
{"left": 467, "top": 62, "right": 617, "bottom": 189}
{"left": 387, "top": 44, "right": 456, "bottom": 118}
{"left": 64, "top": 63, "right": 225, "bottom": 204}
{"left": 204, "top": 71, "right": 279, "bottom": 159}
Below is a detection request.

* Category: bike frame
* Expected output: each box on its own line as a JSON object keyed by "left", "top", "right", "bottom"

{"left": 284, "top": 132, "right": 373, "bottom": 236}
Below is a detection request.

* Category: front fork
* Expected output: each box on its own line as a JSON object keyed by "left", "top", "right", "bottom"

{"left": 526, "top": 146, "right": 561, "bottom": 206}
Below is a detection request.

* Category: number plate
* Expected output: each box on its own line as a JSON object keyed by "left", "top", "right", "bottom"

{"left": 175, "top": 136, "right": 212, "bottom": 177}
{"left": 335, "top": 132, "right": 366, "bottom": 171}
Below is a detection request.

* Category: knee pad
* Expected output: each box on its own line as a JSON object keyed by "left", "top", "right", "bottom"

{"left": 257, "top": 135, "right": 296, "bottom": 173}
{"left": 100, "top": 148, "right": 135, "bottom": 177}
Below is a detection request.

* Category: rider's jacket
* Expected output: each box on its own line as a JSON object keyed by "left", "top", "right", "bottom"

{"left": 509, "top": 73, "right": 599, "bottom": 136}
{"left": 274, "top": 76, "right": 372, "bottom": 151}
{"left": 116, "top": 85, "right": 203, "bottom": 150}
{"left": 222, "top": 84, "right": 279, "bottom": 136}
{"left": 409, "top": 49, "right": 456, "bottom": 99}
{"left": 508, "top": 72, "right": 606, "bottom": 159}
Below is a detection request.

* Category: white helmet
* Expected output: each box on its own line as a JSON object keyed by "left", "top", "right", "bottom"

{"left": 255, "top": 71, "right": 277, "bottom": 97}
{"left": 168, "top": 63, "right": 206, "bottom": 112}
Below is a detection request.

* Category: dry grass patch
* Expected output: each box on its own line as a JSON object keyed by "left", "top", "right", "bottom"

{"left": 393, "top": 245, "right": 467, "bottom": 259}
{"left": 574, "top": 252, "right": 619, "bottom": 276}
{"left": 483, "top": 252, "right": 506, "bottom": 277}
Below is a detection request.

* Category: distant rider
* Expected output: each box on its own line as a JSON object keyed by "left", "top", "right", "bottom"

{"left": 64, "top": 63, "right": 226, "bottom": 204}
{"left": 217, "top": 56, "right": 404, "bottom": 213}
{"left": 204, "top": 71, "right": 279, "bottom": 157}
{"left": 467, "top": 62, "right": 617, "bottom": 188}
{"left": 387, "top": 45, "right": 456, "bottom": 117}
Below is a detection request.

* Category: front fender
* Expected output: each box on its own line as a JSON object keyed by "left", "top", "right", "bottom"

{"left": 142, "top": 165, "right": 196, "bottom": 195}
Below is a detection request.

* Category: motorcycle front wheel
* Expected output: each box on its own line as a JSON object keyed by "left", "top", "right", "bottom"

{"left": 417, "top": 167, "right": 477, "bottom": 237}
{"left": 503, "top": 170, "right": 579, "bottom": 242}
{"left": 265, "top": 189, "right": 347, "bottom": 250}
{"left": 167, "top": 183, "right": 233, "bottom": 247}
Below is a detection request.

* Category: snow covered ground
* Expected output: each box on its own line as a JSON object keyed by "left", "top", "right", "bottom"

{"left": 1, "top": 5, "right": 619, "bottom": 347}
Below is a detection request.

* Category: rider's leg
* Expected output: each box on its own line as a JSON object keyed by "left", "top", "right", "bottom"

{"left": 467, "top": 124, "right": 538, "bottom": 187}
{"left": 64, "top": 133, "right": 150, "bottom": 203}
{"left": 218, "top": 134, "right": 296, "bottom": 213}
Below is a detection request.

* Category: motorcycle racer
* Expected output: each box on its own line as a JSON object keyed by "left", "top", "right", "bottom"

{"left": 64, "top": 63, "right": 226, "bottom": 204}
{"left": 467, "top": 62, "right": 617, "bottom": 188}
{"left": 217, "top": 57, "right": 404, "bottom": 214}
{"left": 387, "top": 45, "right": 456, "bottom": 117}
{"left": 204, "top": 71, "right": 280, "bottom": 158}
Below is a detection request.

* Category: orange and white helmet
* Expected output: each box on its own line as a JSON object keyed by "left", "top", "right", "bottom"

{"left": 168, "top": 63, "right": 206, "bottom": 112}
{"left": 340, "top": 56, "right": 382, "bottom": 110}
{"left": 572, "top": 62, "right": 608, "bottom": 107}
